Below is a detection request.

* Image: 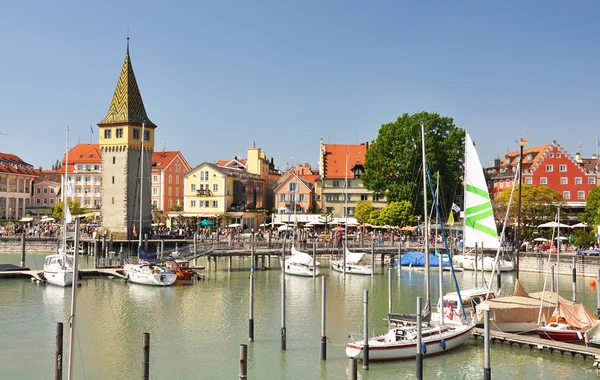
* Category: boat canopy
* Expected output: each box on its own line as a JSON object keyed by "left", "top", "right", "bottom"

{"left": 549, "top": 302, "right": 600, "bottom": 329}
{"left": 345, "top": 247, "right": 367, "bottom": 264}
{"left": 290, "top": 245, "right": 319, "bottom": 265}
{"left": 399, "top": 251, "right": 449, "bottom": 267}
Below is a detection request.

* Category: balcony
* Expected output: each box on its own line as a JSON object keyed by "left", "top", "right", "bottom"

{"left": 196, "top": 189, "right": 213, "bottom": 197}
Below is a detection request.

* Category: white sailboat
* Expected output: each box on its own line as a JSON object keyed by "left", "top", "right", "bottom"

{"left": 124, "top": 121, "right": 177, "bottom": 286}
{"left": 43, "top": 128, "right": 75, "bottom": 287}
{"left": 346, "top": 123, "right": 473, "bottom": 361}
{"left": 454, "top": 132, "right": 514, "bottom": 272}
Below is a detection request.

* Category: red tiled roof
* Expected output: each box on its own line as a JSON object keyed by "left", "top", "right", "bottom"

{"left": 62, "top": 144, "right": 102, "bottom": 166}
{"left": 152, "top": 151, "right": 179, "bottom": 168}
{"left": 0, "top": 153, "right": 37, "bottom": 176}
{"left": 501, "top": 145, "right": 551, "bottom": 170}
{"left": 217, "top": 158, "right": 247, "bottom": 168}
{"left": 323, "top": 143, "right": 368, "bottom": 178}
{"left": 299, "top": 174, "right": 319, "bottom": 185}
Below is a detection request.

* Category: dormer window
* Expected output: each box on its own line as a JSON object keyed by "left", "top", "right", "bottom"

{"left": 352, "top": 164, "right": 365, "bottom": 178}
{"left": 104, "top": 129, "right": 112, "bottom": 139}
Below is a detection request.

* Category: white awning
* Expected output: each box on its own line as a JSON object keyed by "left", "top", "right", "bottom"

{"left": 19, "top": 217, "right": 33, "bottom": 222}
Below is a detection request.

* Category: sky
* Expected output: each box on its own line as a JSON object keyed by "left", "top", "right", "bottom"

{"left": 0, "top": 1, "right": 598, "bottom": 171}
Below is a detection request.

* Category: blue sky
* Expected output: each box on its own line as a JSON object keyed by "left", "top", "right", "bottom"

{"left": 1, "top": 1, "right": 598, "bottom": 171}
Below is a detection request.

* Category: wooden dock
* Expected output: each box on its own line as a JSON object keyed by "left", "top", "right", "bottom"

{"left": 0, "top": 269, "right": 44, "bottom": 281}
{"left": 472, "top": 328, "right": 600, "bottom": 361}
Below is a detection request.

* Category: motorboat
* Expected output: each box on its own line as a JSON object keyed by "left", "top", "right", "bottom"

{"left": 346, "top": 323, "right": 473, "bottom": 361}
{"left": 457, "top": 255, "right": 514, "bottom": 272}
{"left": 124, "top": 247, "right": 177, "bottom": 286}
{"left": 43, "top": 249, "right": 74, "bottom": 287}
{"left": 538, "top": 301, "right": 599, "bottom": 342}
{"left": 431, "top": 288, "right": 496, "bottom": 326}
{"left": 165, "top": 260, "right": 194, "bottom": 280}
{"left": 283, "top": 245, "right": 320, "bottom": 277}
{"left": 330, "top": 246, "right": 372, "bottom": 275}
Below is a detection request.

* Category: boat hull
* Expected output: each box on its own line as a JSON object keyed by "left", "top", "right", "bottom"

{"left": 43, "top": 270, "right": 74, "bottom": 287}
{"left": 124, "top": 264, "right": 177, "bottom": 286}
{"left": 346, "top": 325, "right": 473, "bottom": 361}
{"left": 330, "top": 261, "right": 373, "bottom": 275}
{"left": 284, "top": 263, "right": 320, "bottom": 277}
{"left": 538, "top": 328, "right": 583, "bottom": 342}
{"left": 461, "top": 256, "right": 514, "bottom": 272}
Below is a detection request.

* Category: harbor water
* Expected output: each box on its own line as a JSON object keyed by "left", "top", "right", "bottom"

{"left": 0, "top": 252, "right": 598, "bottom": 379}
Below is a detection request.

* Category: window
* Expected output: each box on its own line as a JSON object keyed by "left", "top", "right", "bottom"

{"left": 575, "top": 177, "right": 582, "bottom": 185}
{"left": 499, "top": 181, "right": 504, "bottom": 188}
{"left": 112, "top": 157, "right": 116, "bottom": 164}
{"left": 43, "top": 188, "right": 47, "bottom": 193}
{"left": 50, "top": 199, "right": 54, "bottom": 204}
{"left": 204, "top": 201, "right": 209, "bottom": 207}
{"left": 557, "top": 153, "right": 561, "bottom": 158}
{"left": 144, "top": 131, "right": 150, "bottom": 141}
{"left": 152, "top": 200, "right": 158, "bottom": 208}
{"left": 589, "top": 177, "right": 596, "bottom": 185}
{"left": 560, "top": 177, "right": 568, "bottom": 185}
{"left": 279, "top": 194, "right": 287, "bottom": 202}
{"left": 176, "top": 188, "right": 179, "bottom": 197}
{"left": 169, "top": 175, "right": 172, "bottom": 184}
{"left": 133, "top": 128, "right": 140, "bottom": 139}
{"left": 75, "top": 188, "right": 82, "bottom": 194}
{"left": 116, "top": 128, "right": 123, "bottom": 138}
{"left": 153, "top": 187, "right": 158, "bottom": 195}
{"left": 112, "top": 197, "right": 114, "bottom": 204}
{"left": 212, "top": 200, "right": 218, "bottom": 208}
{"left": 325, "top": 194, "right": 340, "bottom": 201}
{"left": 104, "top": 129, "right": 112, "bottom": 139}
{"left": 191, "top": 200, "right": 196, "bottom": 208}
{"left": 288, "top": 182, "right": 296, "bottom": 192}
{"left": 505, "top": 179, "right": 510, "bottom": 187}
{"left": 546, "top": 165, "right": 553, "bottom": 172}
{"left": 85, "top": 165, "right": 91, "bottom": 171}
{"left": 332, "top": 180, "right": 340, "bottom": 187}
{"left": 578, "top": 191, "right": 585, "bottom": 200}
{"left": 191, "top": 184, "right": 196, "bottom": 192}
{"left": 76, "top": 176, "right": 82, "bottom": 183}
{"left": 94, "top": 188, "right": 100, "bottom": 194}
{"left": 298, "top": 194, "right": 306, "bottom": 202}
{"left": 373, "top": 195, "right": 381, "bottom": 201}
{"left": 176, "top": 176, "right": 179, "bottom": 185}
{"left": 493, "top": 182, "right": 497, "bottom": 188}
{"left": 94, "top": 165, "right": 100, "bottom": 170}
{"left": 540, "top": 177, "right": 547, "bottom": 185}
{"left": 77, "top": 165, "right": 83, "bottom": 170}
{"left": 50, "top": 189, "right": 55, "bottom": 194}
{"left": 360, "top": 194, "right": 369, "bottom": 201}
{"left": 525, "top": 177, "right": 532, "bottom": 184}
{"left": 563, "top": 191, "right": 570, "bottom": 200}
{"left": 153, "top": 175, "right": 158, "bottom": 182}
{"left": 559, "top": 165, "right": 567, "bottom": 172}
{"left": 85, "top": 176, "right": 91, "bottom": 183}
{"left": 36, "top": 188, "right": 40, "bottom": 194}
{"left": 213, "top": 184, "right": 218, "bottom": 192}
{"left": 168, "top": 199, "right": 172, "bottom": 208}
{"left": 168, "top": 188, "right": 172, "bottom": 196}
{"left": 85, "top": 199, "right": 91, "bottom": 206}
{"left": 36, "top": 199, "right": 40, "bottom": 204}
{"left": 43, "top": 198, "right": 47, "bottom": 204}
{"left": 549, "top": 153, "right": 554, "bottom": 158}
{"left": 112, "top": 176, "right": 115, "bottom": 184}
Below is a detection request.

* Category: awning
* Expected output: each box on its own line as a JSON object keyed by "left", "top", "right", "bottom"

{"left": 19, "top": 217, "right": 33, "bottom": 222}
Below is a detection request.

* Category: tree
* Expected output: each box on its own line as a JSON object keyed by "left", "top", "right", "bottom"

{"left": 361, "top": 112, "right": 464, "bottom": 218}
{"left": 492, "top": 184, "right": 564, "bottom": 241}
{"left": 580, "top": 186, "right": 600, "bottom": 228}
{"left": 368, "top": 209, "right": 382, "bottom": 226}
{"left": 354, "top": 201, "right": 374, "bottom": 224}
{"left": 171, "top": 204, "right": 183, "bottom": 212}
{"left": 52, "top": 199, "right": 85, "bottom": 220}
{"left": 378, "top": 201, "right": 415, "bottom": 227}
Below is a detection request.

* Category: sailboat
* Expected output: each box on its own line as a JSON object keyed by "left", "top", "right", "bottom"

{"left": 43, "top": 128, "right": 75, "bottom": 287}
{"left": 346, "top": 123, "right": 473, "bottom": 361}
{"left": 282, "top": 169, "right": 320, "bottom": 277}
{"left": 330, "top": 151, "right": 372, "bottom": 275}
{"left": 123, "top": 121, "right": 177, "bottom": 286}
{"left": 454, "top": 132, "right": 514, "bottom": 272}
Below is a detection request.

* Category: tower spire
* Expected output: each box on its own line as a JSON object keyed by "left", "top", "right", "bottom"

{"left": 126, "top": 29, "right": 130, "bottom": 55}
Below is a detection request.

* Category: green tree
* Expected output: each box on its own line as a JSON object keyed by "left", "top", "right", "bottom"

{"left": 378, "top": 200, "right": 414, "bottom": 227}
{"left": 354, "top": 201, "right": 374, "bottom": 224}
{"left": 492, "top": 184, "right": 564, "bottom": 241}
{"left": 368, "top": 209, "right": 382, "bottom": 226}
{"left": 52, "top": 199, "right": 85, "bottom": 220}
{"left": 580, "top": 187, "right": 600, "bottom": 228}
{"left": 361, "top": 112, "right": 464, "bottom": 218}
{"left": 171, "top": 204, "right": 183, "bottom": 212}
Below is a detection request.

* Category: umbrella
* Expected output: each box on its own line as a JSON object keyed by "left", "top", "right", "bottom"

{"left": 533, "top": 237, "right": 549, "bottom": 242}
{"left": 331, "top": 226, "right": 345, "bottom": 232}
{"left": 538, "top": 222, "right": 572, "bottom": 228}
{"left": 306, "top": 221, "right": 324, "bottom": 226}
{"left": 360, "top": 223, "right": 372, "bottom": 228}
{"left": 572, "top": 222, "right": 588, "bottom": 228}
{"left": 228, "top": 223, "right": 241, "bottom": 228}
{"left": 198, "top": 219, "right": 214, "bottom": 227}
{"left": 554, "top": 236, "right": 568, "bottom": 241}
{"left": 277, "top": 224, "right": 292, "bottom": 231}
{"left": 400, "top": 226, "right": 416, "bottom": 231}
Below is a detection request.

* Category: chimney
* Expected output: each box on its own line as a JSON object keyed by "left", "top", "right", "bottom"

{"left": 575, "top": 152, "right": 582, "bottom": 163}
{"left": 494, "top": 158, "right": 501, "bottom": 168}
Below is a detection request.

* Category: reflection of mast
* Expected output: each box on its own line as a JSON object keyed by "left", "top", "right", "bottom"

{"left": 344, "top": 150, "right": 348, "bottom": 275}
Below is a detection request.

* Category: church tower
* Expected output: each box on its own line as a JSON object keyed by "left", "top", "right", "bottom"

{"left": 98, "top": 43, "right": 156, "bottom": 238}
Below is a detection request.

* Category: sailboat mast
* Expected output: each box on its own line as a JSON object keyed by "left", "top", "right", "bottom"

{"left": 556, "top": 207, "right": 560, "bottom": 304}
{"left": 436, "top": 172, "right": 443, "bottom": 323}
{"left": 421, "top": 122, "right": 430, "bottom": 305}
{"left": 64, "top": 127, "right": 69, "bottom": 249}
{"left": 138, "top": 122, "right": 145, "bottom": 248}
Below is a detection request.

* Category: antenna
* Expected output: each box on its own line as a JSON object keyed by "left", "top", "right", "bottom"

{"left": 162, "top": 141, "right": 166, "bottom": 151}
{"left": 577, "top": 141, "right": 583, "bottom": 153}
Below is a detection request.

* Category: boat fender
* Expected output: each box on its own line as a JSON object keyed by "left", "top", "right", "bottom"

{"left": 440, "top": 339, "right": 446, "bottom": 350}
{"left": 422, "top": 342, "right": 427, "bottom": 354}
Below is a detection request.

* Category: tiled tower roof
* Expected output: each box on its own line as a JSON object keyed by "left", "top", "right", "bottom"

{"left": 98, "top": 47, "right": 156, "bottom": 128}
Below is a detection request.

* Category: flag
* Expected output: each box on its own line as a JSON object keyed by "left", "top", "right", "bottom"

{"left": 64, "top": 203, "right": 73, "bottom": 223}
{"left": 451, "top": 203, "right": 460, "bottom": 213}
{"left": 447, "top": 211, "right": 454, "bottom": 226}
{"left": 519, "top": 137, "right": 528, "bottom": 146}
{"left": 90, "top": 124, "right": 94, "bottom": 134}
{"left": 597, "top": 137, "right": 600, "bottom": 147}
{"left": 65, "top": 179, "right": 74, "bottom": 197}
{"left": 133, "top": 225, "right": 138, "bottom": 238}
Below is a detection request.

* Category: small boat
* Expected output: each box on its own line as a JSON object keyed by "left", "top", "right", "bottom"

{"left": 124, "top": 247, "right": 177, "bottom": 286}
{"left": 165, "top": 260, "right": 194, "bottom": 280}
{"left": 283, "top": 245, "right": 320, "bottom": 277}
{"left": 458, "top": 255, "right": 514, "bottom": 272}
{"left": 43, "top": 249, "right": 75, "bottom": 287}
{"left": 538, "top": 301, "right": 599, "bottom": 342}
{"left": 346, "top": 323, "right": 473, "bottom": 361}
{"left": 431, "top": 288, "right": 496, "bottom": 326}
{"left": 330, "top": 246, "right": 373, "bottom": 275}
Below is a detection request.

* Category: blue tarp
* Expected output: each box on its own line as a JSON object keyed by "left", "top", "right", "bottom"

{"left": 394, "top": 251, "right": 450, "bottom": 267}
{"left": 138, "top": 247, "right": 161, "bottom": 263}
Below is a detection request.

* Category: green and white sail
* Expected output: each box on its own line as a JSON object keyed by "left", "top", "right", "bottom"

{"left": 463, "top": 132, "right": 500, "bottom": 249}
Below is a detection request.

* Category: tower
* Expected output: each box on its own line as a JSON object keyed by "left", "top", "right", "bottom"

{"left": 98, "top": 43, "right": 156, "bottom": 238}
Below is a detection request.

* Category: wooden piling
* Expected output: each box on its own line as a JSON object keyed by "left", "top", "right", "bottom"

{"left": 348, "top": 358, "right": 357, "bottom": 380}
{"left": 597, "top": 269, "right": 600, "bottom": 318}
{"left": 281, "top": 276, "right": 287, "bottom": 350}
{"left": 20, "top": 233, "right": 25, "bottom": 268}
{"left": 388, "top": 267, "right": 393, "bottom": 316}
{"left": 239, "top": 344, "right": 248, "bottom": 379}
{"left": 320, "top": 276, "right": 327, "bottom": 360}
{"left": 416, "top": 296, "right": 423, "bottom": 380}
{"left": 55, "top": 322, "right": 63, "bottom": 380}
{"left": 572, "top": 257, "right": 577, "bottom": 302}
{"left": 363, "top": 290, "right": 369, "bottom": 370}
{"left": 249, "top": 272, "right": 254, "bottom": 342}
{"left": 193, "top": 233, "right": 198, "bottom": 267}
{"left": 475, "top": 242, "right": 478, "bottom": 273}
{"left": 484, "top": 307, "right": 491, "bottom": 380}
{"left": 142, "top": 333, "right": 150, "bottom": 380}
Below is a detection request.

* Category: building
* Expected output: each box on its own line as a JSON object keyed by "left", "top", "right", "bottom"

{"left": 98, "top": 44, "right": 156, "bottom": 237}
{"left": 0, "top": 153, "right": 37, "bottom": 219}
{"left": 318, "top": 140, "right": 387, "bottom": 217}
{"left": 63, "top": 144, "right": 102, "bottom": 209}
{"left": 486, "top": 141, "right": 597, "bottom": 210}
{"left": 151, "top": 151, "right": 191, "bottom": 212}
{"left": 32, "top": 170, "right": 61, "bottom": 212}
{"left": 274, "top": 163, "right": 319, "bottom": 214}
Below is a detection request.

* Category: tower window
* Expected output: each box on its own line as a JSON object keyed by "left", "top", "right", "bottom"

{"left": 112, "top": 157, "right": 116, "bottom": 164}
{"left": 116, "top": 128, "right": 123, "bottom": 138}
{"left": 104, "top": 129, "right": 112, "bottom": 139}
{"left": 144, "top": 131, "right": 150, "bottom": 141}
{"left": 133, "top": 128, "right": 140, "bottom": 140}
{"left": 112, "top": 176, "right": 115, "bottom": 184}
{"left": 112, "top": 197, "right": 114, "bottom": 204}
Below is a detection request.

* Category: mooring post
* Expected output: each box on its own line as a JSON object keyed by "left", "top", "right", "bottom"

{"left": 281, "top": 276, "right": 286, "bottom": 350}
{"left": 388, "top": 267, "right": 393, "bottom": 316}
{"left": 251, "top": 244, "right": 255, "bottom": 275}
{"left": 55, "top": 322, "right": 63, "bottom": 380}
{"left": 475, "top": 242, "right": 478, "bottom": 273}
{"left": 371, "top": 243, "right": 375, "bottom": 278}
{"left": 119, "top": 244, "right": 124, "bottom": 266}
{"left": 101, "top": 234, "right": 107, "bottom": 268}
{"left": 363, "top": 289, "right": 369, "bottom": 370}
{"left": 239, "top": 344, "right": 248, "bottom": 380}
{"left": 193, "top": 233, "right": 198, "bottom": 267}
{"left": 142, "top": 333, "right": 150, "bottom": 380}
{"left": 109, "top": 233, "right": 114, "bottom": 252}
{"left": 313, "top": 243, "right": 317, "bottom": 280}
{"left": 249, "top": 271, "right": 254, "bottom": 342}
{"left": 144, "top": 233, "right": 148, "bottom": 253}
{"left": 160, "top": 240, "right": 164, "bottom": 260}
{"left": 484, "top": 306, "right": 491, "bottom": 380}
{"left": 416, "top": 296, "right": 423, "bottom": 380}
{"left": 497, "top": 268, "right": 501, "bottom": 291}
{"left": 320, "top": 276, "right": 327, "bottom": 360}
{"left": 348, "top": 357, "right": 357, "bottom": 380}
{"left": 93, "top": 240, "right": 98, "bottom": 269}
{"left": 551, "top": 264, "right": 555, "bottom": 293}
{"left": 597, "top": 269, "right": 600, "bottom": 318}
{"left": 20, "top": 233, "right": 26, "bottom": 268}
{"left": 572, "top": 257, "right": 577, "bottom": 302}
